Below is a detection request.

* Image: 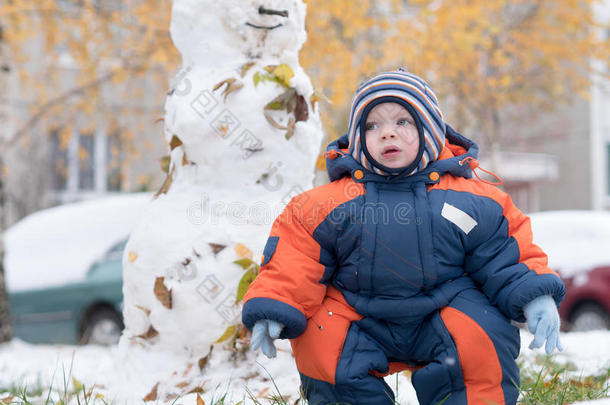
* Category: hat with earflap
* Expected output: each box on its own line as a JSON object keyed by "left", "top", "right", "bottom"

{"left": 346, "top": 69, "right": 446, "bottom": 176}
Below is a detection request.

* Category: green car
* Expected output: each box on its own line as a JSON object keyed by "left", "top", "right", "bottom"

{"left": 9, "top": 239, "right": 126, "bottom": 346}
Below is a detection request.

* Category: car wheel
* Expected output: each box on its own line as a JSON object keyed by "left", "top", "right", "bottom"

{"left": 81, "top": 308, "right": 124, "bottom": 345}
{"left": 569, "top": 303, "right": 610, "bottom": 332}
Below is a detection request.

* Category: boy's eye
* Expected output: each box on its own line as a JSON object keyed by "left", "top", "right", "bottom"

{"left": 365, "top": 122, "right": 378, "bottom": 131}
{"left": 398, "top": 118, "right": 414, "bottom": 126}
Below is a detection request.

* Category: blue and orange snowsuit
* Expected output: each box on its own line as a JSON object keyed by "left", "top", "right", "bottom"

{"left": 242, "top": 71, "right": 566, "bottom": 405}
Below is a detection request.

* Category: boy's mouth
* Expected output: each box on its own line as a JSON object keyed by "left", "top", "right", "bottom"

{"left": 382, "top": 145, "right": 401, "bottom": 158}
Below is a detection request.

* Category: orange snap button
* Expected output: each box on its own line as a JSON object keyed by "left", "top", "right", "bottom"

{"left": 353, "top": 170, "right": 364, "bottom": 180}
{"left": 429, "top": 172, "right": 440, "bottom": 181}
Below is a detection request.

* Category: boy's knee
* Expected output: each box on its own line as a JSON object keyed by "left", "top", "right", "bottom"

{"left": 412, "top": 348, "right": 466, "bottom": 405}
{"left": 439, "top": 306, "right": 519, "bottom": 404}
{"left": 298, "top": 323, "right": 395, "bottom": 405}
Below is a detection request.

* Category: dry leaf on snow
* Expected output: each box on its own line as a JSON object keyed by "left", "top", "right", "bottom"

{"left": 154, "top": 276, "right": 172, "bottom": 309}
{"left": 137, "top": 325, "right": 159, "bottom": 340}
{"left": 143, "top": 382, "right": 159, "bottom": 402}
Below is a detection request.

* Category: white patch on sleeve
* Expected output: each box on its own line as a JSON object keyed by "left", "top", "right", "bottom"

{"left": 441, "top": 202, "right": 478, "bottom": 234}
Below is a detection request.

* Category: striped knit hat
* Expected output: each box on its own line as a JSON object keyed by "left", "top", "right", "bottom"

{"left": 347, "top": 69, "right": 446, "bottom": 176}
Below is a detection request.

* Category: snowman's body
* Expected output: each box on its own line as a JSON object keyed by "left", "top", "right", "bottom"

{"left": 119, "top": 0, "right": 323, "bottom": 400}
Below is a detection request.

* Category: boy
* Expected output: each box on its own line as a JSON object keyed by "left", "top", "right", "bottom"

{"left": 242, "top": 69, "right": 565, "bottom": 405}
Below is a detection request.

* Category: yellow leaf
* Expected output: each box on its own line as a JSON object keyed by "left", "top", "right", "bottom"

{"left": 59, "top": 126, "right": 73, "bottom": 149}
{"left": 233, "top": 258, "right": 258, "bottom": 271}
{"left": 128, "top": 251, "right": 138, "bottom": 263}
{"left": 77, "top": 146, "right": 90, "bottom": 162}
{"left": 271, "top": 63, "right": 294, "bottom": 87}
{"left": 241, "top": 62, "right": 256, "bottom": 77}
{"left": 72, "top": 377, "right": 83, "bottom": 392}
{"left": 111, "top": 69, "right": 128, "bottom": 84}
{"left": 197, "top": 393, "right": 206, "bottom": 405}
{"left": 234, "top": 243, "right": 253, "bottom": 259}
{"left": 316, "top": 153, "right": 326, "bottom": 171}
{"left": 236, "top": 267, "right": 257, "bottom": 303}
{"left": 160, "top": 156, "right": 171, "bottom": 173}
{"left": 309, "top": 93, "right": 320, "bottom": 111}
{"left": 215, "top": 325, "right": 237, "bottom": 343}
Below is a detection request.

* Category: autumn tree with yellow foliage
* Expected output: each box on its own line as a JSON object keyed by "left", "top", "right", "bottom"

{"left": 0, "top": 0, "right": 178, "bottom": 219}
{"left": 302, "top": 0, "right": 610, "bottom": 171}
{"left": 1, "top": 0, "right": 177, "bottom": 147}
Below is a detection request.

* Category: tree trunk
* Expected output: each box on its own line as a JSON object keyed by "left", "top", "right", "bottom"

{"left": 0, "top": 157, "right": 13, "bottom": 343}
{"left": 0, "top": 27, "right": 13, "bottom": 343}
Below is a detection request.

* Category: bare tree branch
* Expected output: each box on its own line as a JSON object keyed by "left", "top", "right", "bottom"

{"left": 2, "top": 56, "right": 154, "bottom": 151}
{"left": 4, "top": 71, "right": 114, "bottom": 149}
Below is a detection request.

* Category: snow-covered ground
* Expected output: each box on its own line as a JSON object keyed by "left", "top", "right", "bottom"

{"left": 0, "top": 328, "right": 608, "bottom": 404}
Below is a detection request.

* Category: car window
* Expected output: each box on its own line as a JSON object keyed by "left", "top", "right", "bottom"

{"left": 103, "top": 238, "right": 128, "bottom": 262}
{"left": 86, "top": 238, "right": 127, "bottom": 279}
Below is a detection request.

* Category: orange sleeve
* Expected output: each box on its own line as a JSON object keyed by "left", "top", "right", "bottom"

{"left": 242, "top": 178, "right": 365, "bottom": 338}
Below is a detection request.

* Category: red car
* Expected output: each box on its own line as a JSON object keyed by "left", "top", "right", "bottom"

{"left": 557, "top": 266, "right": 610, "bottom": 331}
{"left": 529, "top": 211, "right": 610, "bottom": 331}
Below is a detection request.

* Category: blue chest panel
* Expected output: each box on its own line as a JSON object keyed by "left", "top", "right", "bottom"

{"left": 368, "top": 186, "right": 424, "bottom": 296}
{"left": 427, "top": 189, "right": 471, "bottom": 282}
{"left": 323, "top": 180, "right": 494, "bottom": 314}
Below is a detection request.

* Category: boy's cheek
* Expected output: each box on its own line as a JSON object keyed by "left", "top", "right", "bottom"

{"left": 405, "top": 131, "right": 418, "bottom": 145}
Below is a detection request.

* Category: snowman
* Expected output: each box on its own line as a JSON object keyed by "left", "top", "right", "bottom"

{"left": 118, "top": 0, "right": 323, "bottom": 401}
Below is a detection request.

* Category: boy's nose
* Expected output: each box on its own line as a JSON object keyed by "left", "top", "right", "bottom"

{"left": 380, "top": 127, "right": 397, "bottom": 139}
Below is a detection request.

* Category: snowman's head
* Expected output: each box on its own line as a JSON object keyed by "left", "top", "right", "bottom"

{"left": 224, "top": 0, "right": 306, "bottom": 59}
{"left": 171, "top": 0, "right": 307, "bottom": 63}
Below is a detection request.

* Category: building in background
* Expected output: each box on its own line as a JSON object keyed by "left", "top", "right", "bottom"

{"left": 496, "top": 93, "right": 610, "bottom": 213}
{"left": 491, "top": 1, "right": 610, "bottom": 213}
{"left": 3, "top": 67, "right": 168, "bottom": 227}
{"left": 2, "top": 23, "right": 169, "bottom": 227}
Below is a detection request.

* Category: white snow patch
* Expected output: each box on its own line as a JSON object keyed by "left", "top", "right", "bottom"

{"left": 520, "top": 329, "right": 610, "bottom": 376}
{"left": 529, "top": 210, "right": 610, "bottom": 276}
{"left": 574, "top": 400, "right": 610, "bottom": 405}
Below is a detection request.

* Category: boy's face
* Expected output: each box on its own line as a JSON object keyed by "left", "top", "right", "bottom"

{"left": 364, "top": 102, "right": 420, "bottom": 169}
